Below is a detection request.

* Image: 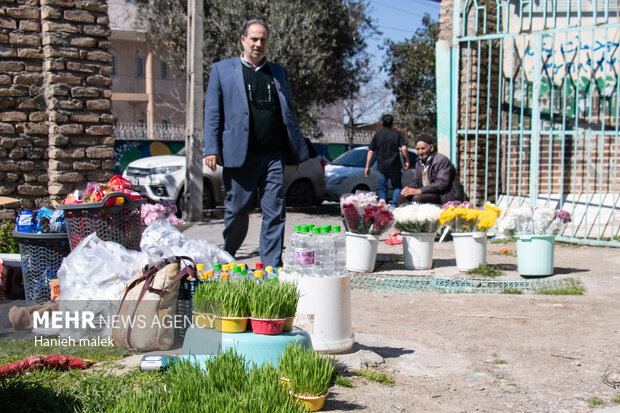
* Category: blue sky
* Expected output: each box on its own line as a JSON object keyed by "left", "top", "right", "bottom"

{"left": 356, "top": 0, "right": 441, "bottom": 123}
{"left": 366, "top": 0, "right": 441, "bottom": 73}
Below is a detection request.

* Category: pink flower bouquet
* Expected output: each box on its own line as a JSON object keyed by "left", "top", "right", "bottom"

{"left": 340, "top": 192, "right": 394, "bottom": 236}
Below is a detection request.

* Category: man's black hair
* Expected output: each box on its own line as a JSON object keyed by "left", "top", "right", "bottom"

{"left": 381, "top": 114, "right": 393, "bottom": 127}
{"left": 242, "top": 19, "right": 269, "bottom": 37}
{"left": 416, "top": 133, "right": 435, "bottom": 147}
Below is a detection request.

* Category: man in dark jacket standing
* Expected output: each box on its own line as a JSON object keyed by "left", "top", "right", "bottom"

{"left": 364, "top": 114, "right": 410, "bottom": 206}
{"left": 397, "top": 133, "right": 458, "bottom": 205}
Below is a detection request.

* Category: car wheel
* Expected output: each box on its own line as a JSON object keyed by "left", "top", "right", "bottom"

{"left": 286, "top": 180, "right": 315, "bottom": 207}
{"left": 353, "top": 184, "right": 370, "bottom": 193}
{"left": 176, "top": 182, "right": 214, "bottom": 216}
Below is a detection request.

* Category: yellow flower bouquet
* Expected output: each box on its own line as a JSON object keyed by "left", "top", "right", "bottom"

{"left": 439, "top": 201, "right": 501, "bottom": 233}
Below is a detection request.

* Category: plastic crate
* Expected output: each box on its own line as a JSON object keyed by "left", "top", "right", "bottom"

{"left": 58, "top": 192, "right": 144, "bottom": 250}
{"left": 176, "top": 278, "right": 198, "bottom": 340}
{"left": 12, "top": 231, "right": 70, "bottom": 303}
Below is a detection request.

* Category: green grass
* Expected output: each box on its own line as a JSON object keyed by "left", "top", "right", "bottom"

{"left": 490, "top": 238, "right": 513, "bottom": 244}
{"left": 467, "top": 264, "right": 504, "bottom": 278}
{"left": 1, "top": 349, "right": 307, "bottom": 413}
{"left": 0, "top": 337, "right": 132, "bottom": 365}
{"left": 493, "top": 359, "right": 507, "bottom": 365}
{"left": 611, "top": 393, "right": 620, "bottom": 404}
{"left": 587, "top": 397, "right": 604, "bottom": 406}
{"left": 536, "top": 279, "right": 585, "bottom": 295}
{"left": 352, "top": 368, "right": 395, "bottom": 385}
{"left": 278, "top": 343, "right": 334, "bottom": 397}
{"left": 502, "top": 288, "right": 523, "bottom": 294}
{"left": 334, "top": 374, "right": 353, "bottom": 387}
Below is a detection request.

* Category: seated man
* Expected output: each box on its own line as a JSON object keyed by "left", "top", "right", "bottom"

{"left": 397, "top": 133, "right": 460, "bottom": 205}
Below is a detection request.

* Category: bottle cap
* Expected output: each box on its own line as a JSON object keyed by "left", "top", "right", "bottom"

{"left": 196, "top": 264, "right": 205, "bottom": 271}
{"left": 307, "top": 224, "right": 315, "bottom": 230}
{"left": 331, "top": 225, "right": 341, "bottom": 232}
{"left": 312, "top": 227, "right": 320, "bottom": 234}
{"left": 221, "top": 272, "right": 230, "bottom": 281}
{"left": 321, "top": 227, "right": 330, "bottom": 233}
{"left": 301, "top": 226, "right": 309, "bottom": 232}
{"left": 214, "top": 263, "right": 222, "bottom": 270}
{"left": 254, "top": 270, "right": 263, "bottom": 278}
{"left": 255, "top": 262, "right": 264, "bottom": 270}
{"left": 238, "top": 263, "right": 246, "bottom": 270}
{"left": 241, "top": 269, "right": 247, "bottom": 276}
{"left": 294, "top": 225, "right": 301, "bottom": 231}
{"left": 265, "top": 265, "right": 273, "bottom": 273}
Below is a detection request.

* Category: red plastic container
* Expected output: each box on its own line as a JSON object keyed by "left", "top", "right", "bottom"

{"left": 250, "top": 318, "right": 286, "bottom": 335}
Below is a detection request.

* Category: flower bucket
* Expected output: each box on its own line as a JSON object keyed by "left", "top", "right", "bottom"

{"left": 452, "top": 232, "right": 487, "bottom": 271}
{"left": 250, "top": 318, "right": 286, "bottom": 335}
{"left": 401, "top": 232, "right": 435, "bottom": 269}
{"left": 516, "top": 235, "right": 555, "bottom": 276}
{"left": 282, "top": 315, "right": 295, "bottom": 332}
{"left": 290, "top": 392, "right": 328, "bottom": 412}
{"left": 214, "top": 316, "right": 248, "bottom": 333}
{"left": 192, "top": 311, "right": 215, "bottom": 329}
{"left": 345, "top": 232, "right": 379, "bottom": 272}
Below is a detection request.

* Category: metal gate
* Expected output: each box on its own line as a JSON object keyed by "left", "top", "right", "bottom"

{"left": 447, "top": 0, "right": 620, "bottom": 246}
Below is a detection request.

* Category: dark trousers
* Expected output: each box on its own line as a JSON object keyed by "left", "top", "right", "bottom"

{"left": 222, "top": 151, "right": 285, "bottom": 267}
{"left": 397, "top": 192, "right": 442, "bottom": 206}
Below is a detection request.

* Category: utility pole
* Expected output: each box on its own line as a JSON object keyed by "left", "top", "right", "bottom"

{"left": 184, "top": 0, "right": 204, "bottom": 222}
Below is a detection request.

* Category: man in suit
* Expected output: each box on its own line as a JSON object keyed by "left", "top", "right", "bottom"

{"left": 203, "top": 19, "right": 309, "bottom": 267}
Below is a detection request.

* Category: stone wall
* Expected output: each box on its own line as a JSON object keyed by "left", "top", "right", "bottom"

{"left": 0, "top": 0, "right": 113, "bottom": 220}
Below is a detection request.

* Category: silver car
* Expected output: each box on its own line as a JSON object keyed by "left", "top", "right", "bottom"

{"left": 323, "top": 146, "right": 418, "bottom": 202}
{"left": 123, "top": 138, "right": 326, "bottom": 212}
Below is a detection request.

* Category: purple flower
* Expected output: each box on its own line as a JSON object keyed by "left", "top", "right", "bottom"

{"left": 555, "top": 209, "right": 571, "bottom": 223}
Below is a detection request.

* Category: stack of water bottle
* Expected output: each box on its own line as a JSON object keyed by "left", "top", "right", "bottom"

{"left": 282, "top": 224, "right": 346, "bottom": 277}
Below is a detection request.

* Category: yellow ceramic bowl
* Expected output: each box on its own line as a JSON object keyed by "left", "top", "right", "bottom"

{"left": 290, "top": 392, "right": 328, "bottom": 412}
{"left": 214, "top": 316, "right": 248, "bottom": 333}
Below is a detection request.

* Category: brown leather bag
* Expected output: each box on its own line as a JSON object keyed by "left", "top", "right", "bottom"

{"left": 112, "top": 256, "right": 196, "bottom": 351}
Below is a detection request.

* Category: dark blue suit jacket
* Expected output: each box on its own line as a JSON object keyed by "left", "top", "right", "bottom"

{"left": 203, "top": 57, "right": 309, "bottom": 167}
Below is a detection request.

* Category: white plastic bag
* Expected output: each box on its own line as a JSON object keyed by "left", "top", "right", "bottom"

{"left": 140, "top": 219, "right": 233, "bottom": 267}
{"left": 57, "top": 233, "right": 149, "bottom": 301}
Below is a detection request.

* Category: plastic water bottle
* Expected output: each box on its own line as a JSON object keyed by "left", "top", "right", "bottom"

{"left": 294, "top": 225, "right": 315, "bottom": 277}
{"left": 314, "top": 226, "right": 334, "bottom": 277}
{"left": 213, "top": 263, "right": 222, "bottom": 281}
{"left": 196, "top": 263, "right": 205, "bottom": 281}
{"left": 232, "top": 265, "right": 241, "bottom": 281}
{"left": 331, "top": 225, "right": 346, "bottom": 275}
{"left": 254, "top": 269, "right": 265, "bottom": 284}
{"left": 283, "top": 225, "right": 300, "bottom": 272}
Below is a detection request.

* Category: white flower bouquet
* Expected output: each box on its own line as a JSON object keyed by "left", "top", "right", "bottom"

{"left": 498, "top": 206, "right": 571, "bottom": 236}
{"left": 393, "top": 203, "right": 442, "bottom": 234}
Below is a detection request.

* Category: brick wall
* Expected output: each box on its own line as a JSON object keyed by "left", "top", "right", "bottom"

{"left": 0, "top": 0, "right": 113, "bottom": 220}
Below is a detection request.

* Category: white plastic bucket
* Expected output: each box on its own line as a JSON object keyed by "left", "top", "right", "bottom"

{"left": 295, "top": 275, "right": 354, "bottom": 353}
{"left": 345, "top": 232, "right": 379, "bottom": 273}
{"left": 402, "top": 232, "right": 435, "bottom": 269}
{"left": 452, "top": 232, "right": 487, "bottom": 271}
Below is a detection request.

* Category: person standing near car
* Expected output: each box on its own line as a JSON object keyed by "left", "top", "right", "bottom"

{"left": 364, "top": 114, "right": 410, "bottom": 206}
{"left": 203, "top": 19, "right": 309, "bottom": 267}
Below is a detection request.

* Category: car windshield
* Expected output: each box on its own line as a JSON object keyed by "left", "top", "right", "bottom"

{"left": 332, "top": 149, "right": 372, "bottom": 167}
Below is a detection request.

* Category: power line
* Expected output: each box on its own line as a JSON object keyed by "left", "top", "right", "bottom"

{"left": 378, "top": 24, "right": 418, "bottom": 34}
{"left": 372, "top": 0, "right": 427, "bottom": 18}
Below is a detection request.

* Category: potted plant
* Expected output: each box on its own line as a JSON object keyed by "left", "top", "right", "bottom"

{"left": 340, "top": 192, "right": 394, "bottom": 272}
{"left": 498, "top": 206, "right": 571, "bottom": 276}
{"left": 393, "top": 203, "right": 442, "bottom": 269}
{"left": 440, "top": 201, "right": 502, "bottom": 271}
{"left": 278, "top": 342, "right": 334, "bottom": 412}
{"left": 249, "top": 281, "right": 287, "bottom": 335}
{"left": 207, "top": 280, "right": 250, "bottom": 333}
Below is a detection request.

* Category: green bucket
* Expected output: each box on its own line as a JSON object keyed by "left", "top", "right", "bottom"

{"left": 516, "top": 235, "right": 555, "bottom": 276}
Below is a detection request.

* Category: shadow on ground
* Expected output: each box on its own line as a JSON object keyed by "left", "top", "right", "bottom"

{"left": 353, "top": 342, "right": 415, "bottom": 359}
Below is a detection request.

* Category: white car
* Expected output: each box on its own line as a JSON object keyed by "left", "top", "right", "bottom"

{"left": 323, "top": 146, "right": 418, "bottom": 202}
{"left": 122, "top": 139, "right": 326, "bottom": 213}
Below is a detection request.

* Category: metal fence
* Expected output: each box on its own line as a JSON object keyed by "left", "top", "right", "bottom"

{"left": 114, "top": 123, "right": 185, "bottom": 141}
{"left": 449, "top": 0, "right": 620, "bottom": 246}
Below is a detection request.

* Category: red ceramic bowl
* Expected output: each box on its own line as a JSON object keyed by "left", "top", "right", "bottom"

{"left": 249, "top": 318, "right": 286, "bottom": 335}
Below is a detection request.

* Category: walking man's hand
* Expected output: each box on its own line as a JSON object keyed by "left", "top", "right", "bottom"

{"left": 204, "top": 154, "right": 222, "bottom": 172}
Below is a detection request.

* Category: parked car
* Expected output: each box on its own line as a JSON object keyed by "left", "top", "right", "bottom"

{"left": 323, "top": 146, "right": 418, "bottom": 202}
{"left": 123, "top": 138, "right": 326, "bottom": 213}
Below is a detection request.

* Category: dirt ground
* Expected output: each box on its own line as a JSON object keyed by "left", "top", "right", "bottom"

{"left": 324, "top": 241, "right": 620, "bottom": 413}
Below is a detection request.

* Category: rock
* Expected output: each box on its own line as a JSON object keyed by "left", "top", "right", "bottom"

{"left": 335, "top": 349, "right": 385, "bottom": 371}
